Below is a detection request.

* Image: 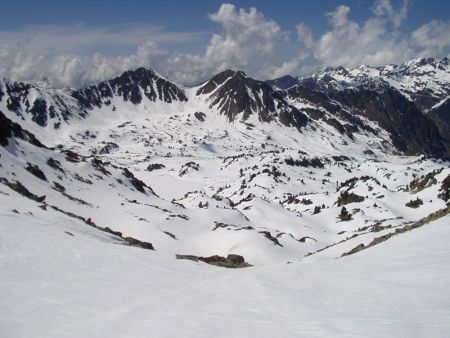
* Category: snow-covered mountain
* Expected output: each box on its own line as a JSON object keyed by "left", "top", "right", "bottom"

{"left": 270, "top": 57, "right": 450, "bottom": 113}
{"left": 2, "top": 64, "right": 447, "bottom": 157}
{"left": 1, "top": 59, "right": 450, "bottom": 337}
{"left": 428, "top": 97, "right": 450, "bottom": 148}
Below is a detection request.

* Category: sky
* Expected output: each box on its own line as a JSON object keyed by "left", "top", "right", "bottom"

{"left": 0, "top": 0, "right": 449, "bottom": 88}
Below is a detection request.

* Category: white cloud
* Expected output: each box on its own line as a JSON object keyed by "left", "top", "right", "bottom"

{"left": 0, "top": 1, "right": 449, "bottom": 87}
{"left": 166, "top": 3, "right": 286, "bottom": 84}
{"left": 207, "top": 3, "right": 282, "bottom": 58}
{"left": 0, "top": 24, "right": 204, "bottom": 87}
{"left": 411, "top": 20, "right": 450, "bottom": 57}
{"left": 260, "top": 52, "right": 310, "bottom": 80}
{"left": 0, "top": 3, "right": 290, "bottom": 87}
{"left": 2, "top": 40, "right": 171, "bottom": 88}
{"left": 297, "top": 0, "right": 450, "bottom": 69}
{"left": 372, "top": 0, "right": 410, "bottom": 28}
{"left": 296, "top": 23, "right": 314, "bottom": 49}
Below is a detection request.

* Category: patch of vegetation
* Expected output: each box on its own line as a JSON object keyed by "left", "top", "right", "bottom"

{"left": 313, "top": 205, "right": 322, "bottom": 214}
{"left": 337, "top": 191, "right": 365, "bottom": 206}
{"left": 284, "top": 195, "right": 313, "bottom": 205}
{"left": 300, "top": 198, "right": 313, "bottom": 205}
{"left": 261, "top": 165, "right": 283, "bottom": 180}
{"left": 179, "top": 161, "right": 200, "bottom": 176}
{"left": 405, "top": 168, "right": 442, "bottom": 193}
{"left": 337, "top": 175, "right": 381, "bottom": 191}
{"left": 198, "top": 201, "right": 209, "bottom": 208}
{"left": 405, "top": 197, "right": 423, "bottom": 208}
{"left": 339, "top": 206, "right": 352, "bottom": 221}
{"left": 338, "top": 177, "right": 359, "bottom": 191}
{"left": 285, "top": 157, "right": 324, "bottom": 168}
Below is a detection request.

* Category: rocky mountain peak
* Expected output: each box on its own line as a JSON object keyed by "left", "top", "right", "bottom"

{"left": 196, "top": 69, "right": 308, "bottom": 128}
{"left": 294, "top": 57, "right": 450, "bottom": 112}
{"left": 72, "top": 67, "right": 187, "bottom": 109}
{"left": 1, "top": 58, "right": 448, "bottom": 158}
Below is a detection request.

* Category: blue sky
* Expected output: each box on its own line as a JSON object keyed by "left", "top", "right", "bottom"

{"left": 3, "top": 0, "right": 449, "bottom": 33}
{"left": 0, "top": 0, "right": 449, "bottom": 87}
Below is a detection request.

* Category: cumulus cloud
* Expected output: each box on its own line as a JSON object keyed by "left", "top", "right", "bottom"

{"left": 411, "top": 20, "right": 450, "bottom": 57}
{"left": 1, "top": 40, "right": 171, "bottom": 88}
{"left": 164, "top": 3, "right": 287, "bottom": 84}
{"left": 372, "top": 0, "right": 410, "bottom": 28}
{"left": 0, "top": 1, "right": 449, "bottom": 88}
{"left": 297, "top": 2, "right": 413, "bottom": 67}
{"left": 207, "top": 3, "right": 281, "bottom": 59}
{"left": 297, "top": 0, "right": 450, "bottom": 69}
{"left": 0, "top": 24, "right": 202, "bottom": 87}
{"left": 0, "top": 3, "right": 291, "bottom": 87}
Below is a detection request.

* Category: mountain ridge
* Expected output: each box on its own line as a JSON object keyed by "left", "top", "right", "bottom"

{"left": 0, "top": 58, "right": 448, "bottom": 158}
{"left": 269, "top": 57, "right": 450, "bottom": 114}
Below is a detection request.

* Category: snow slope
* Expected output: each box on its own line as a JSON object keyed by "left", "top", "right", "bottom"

{"left": 1, "top": 61, "right": 450, "bottom": 337}
{"left": 296, "top": 57, "right": 450, "bottom": 112}
{"left": 1, "top": 196, "right": 449, "bottom": 338}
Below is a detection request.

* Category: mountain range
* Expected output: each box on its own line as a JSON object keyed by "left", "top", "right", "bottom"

{"left": 1, "top": 56, "right": 450, "bottom": 336}
{"left": 3, "top": 57, "right": 449, "bottom": 158}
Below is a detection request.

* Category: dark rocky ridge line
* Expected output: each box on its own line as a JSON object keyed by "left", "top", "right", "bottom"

{"left": 329, "top": 88, "right": 446, "bottom": 157}
{"left": 278, "top": 57, "right": 450, "bottom": 111}
{"left": 0, "top": 174, "right": 156, "bottom": 252}
{"left": 0, "top": 110, "right": 46, "bottom": 148}
{"left": 427, "top": 99, "right": 450, "bottom": 149}
{"left": 341, "top": 205, "right": 450, "bottom": 257}
{"left": 72, "top": 67, "right": 187, "bottom": 109}
{"left": 176, "top": 253, "right": 252, "bottom": 268}
{"left": 196, "top": 69, "right": 308, "bottom": 129}
{"left": 1, "top": 60, "right": 448, "bottom": 158}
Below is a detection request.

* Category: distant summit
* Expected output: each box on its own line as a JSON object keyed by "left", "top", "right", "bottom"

{"left": 1, "top": 57, "right": 449, "bottom": 158}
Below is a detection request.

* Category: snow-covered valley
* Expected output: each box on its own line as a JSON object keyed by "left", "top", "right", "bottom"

{"left": 2, "top": 186, "right": 450, "bottom": 338}
{"left": 1, "top": 59, "right": 450, "bottom": 337}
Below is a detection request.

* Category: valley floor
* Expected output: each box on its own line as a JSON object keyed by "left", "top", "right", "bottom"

{"left": 1, "top": 207, "right": 449, "bottom": 338}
